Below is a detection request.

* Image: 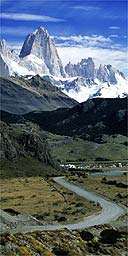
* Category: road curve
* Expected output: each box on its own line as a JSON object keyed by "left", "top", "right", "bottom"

{"left": 0, "top": 176, "right": 125, "bottom": 233}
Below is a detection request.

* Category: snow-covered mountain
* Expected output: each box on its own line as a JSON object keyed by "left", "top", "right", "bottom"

{"left": 0, "top": 27, "right": 65, "bottom": 77}
{"left": 65, "top": 57, "right": 95, "bottom": 80}
{"left": 42, "top": 73, "right": 128, "bottom": 102}
{"left": 19, "top": 27, "right": 65, "bottom": 77}
{"left": 0, "top": 26, "right": 127, "bottom": 103}
{"left": 65, "top": 58, "right": 126, "bottom": 85}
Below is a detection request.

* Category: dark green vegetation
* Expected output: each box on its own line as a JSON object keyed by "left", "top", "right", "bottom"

{"left": 47, "top": 133, "right": 127, "bottom": 162}
{"left": 0, "top": 75, "right": 77, "bottom": 114}
{"left": 0, "top": 122, "right": 59, "bottom": 178}
{"left": 1, "top": 97, "right": 127, "bottom": 141}
{"left": 0, "top": 226, "right": 127, "bottom": 256}
{"left": 1, "top": 97, "right": 128, "bottom": 166}
{"left": 23, "top": 97, "right": 127, "bottom": 141}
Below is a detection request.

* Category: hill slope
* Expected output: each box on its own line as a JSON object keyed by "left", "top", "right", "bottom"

{"left": 0, "top": 75, "right": 77, "bottom": 114}
{"left": 0, "top": 121, "right": 59, "bottom": 178}
{"left": 23, "top": 97, "right": 127, "bottom": 141}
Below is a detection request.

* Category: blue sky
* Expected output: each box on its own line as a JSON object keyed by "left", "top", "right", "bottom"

{"left": 1, "top": 0, "right": 127, "bottom": 74}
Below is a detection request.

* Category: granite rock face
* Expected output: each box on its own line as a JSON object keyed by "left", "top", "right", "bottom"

{"left": 0, "top": 39, "right": 9, "bottom": 57}
{"left": 65, "top": 57, "right": 95, "bottom": 80}
{"left": 0, "top": 40, "right": 10, "bottom": 77}
{"left": 20, "top": 27, "right": 65, "bottom": 77}
{"left": 0, "top": 27, "right": 65, "bottom": 77}
{"left": 65, "top": 58, "right": 125, "bottom": 84}
{"left": 96, "top": 64, "right": 120, "bottom": 84}
{"left": 0, "top": 55, "right": 10, "bottom": 77}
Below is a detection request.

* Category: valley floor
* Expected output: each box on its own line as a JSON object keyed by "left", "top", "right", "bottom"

{"left": 0, "top": 176, "right": 101, "bottom": 226}
{"left": 0, "top": 172, "right": 127, "bottom": 256}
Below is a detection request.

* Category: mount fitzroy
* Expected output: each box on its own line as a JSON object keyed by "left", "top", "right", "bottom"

{"left": 0, "top": 26, "right": 127, "bottom": 104}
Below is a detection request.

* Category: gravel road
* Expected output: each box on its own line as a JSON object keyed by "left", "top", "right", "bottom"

{"left": 0, "top": 176, "right": 125, "bottom": 233}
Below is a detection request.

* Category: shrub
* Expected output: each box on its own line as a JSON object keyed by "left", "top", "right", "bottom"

{"left": 52, "top": 247, "right": 69, "bottom": 255}
{"left": 100, "top": 228, "right": 121, "bottom": 244}
{"left": 79, "top": 230, "right": 94, "bottom": 241}
{"left": 124, "top": 141, "right": 128, "bottom": 146}
{"left": 43, "top": 252, "right": 55, "bottom": 256}
{"left": 18, "top": 246, "right": 31, "bottom": 256}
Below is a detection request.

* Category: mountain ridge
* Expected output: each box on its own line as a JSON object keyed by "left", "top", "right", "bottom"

{"left": 1, "top": 97, "right": 127, "bottom": 142}
{"left": 0, "top": 26, "right": 127, "bottom": 103}
{"left": 0, "top": 75, "right": 77, "bottom": 114}
{"left": 23, "top": 97, "right": 127, "bottom": 141}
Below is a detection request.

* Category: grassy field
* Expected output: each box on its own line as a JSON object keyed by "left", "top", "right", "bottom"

{"left": 47, "top": 133, "right": 128, "bottom": 163}
{"left": 0, "top": 176, "right": 101, "bottom": 224}
{"left": 68, "top": 173, "right": 127, "bottom": 207}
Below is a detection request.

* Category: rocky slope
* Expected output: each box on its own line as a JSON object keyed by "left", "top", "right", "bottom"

{"left": 0, "top": 121, "right": 59, "bottom": 177}
{"left": 0, "top": 75, "right": 77, "bottom": 114}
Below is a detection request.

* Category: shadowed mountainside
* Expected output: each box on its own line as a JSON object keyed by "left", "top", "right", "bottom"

{"left": 1, "top": 97, "right": 127, "bottom": 142}
{"left": 22, "top": 97, "right": 127, "bottom": 142}
{"left": 0, "top": 75, "right": 77, "bottom": 114}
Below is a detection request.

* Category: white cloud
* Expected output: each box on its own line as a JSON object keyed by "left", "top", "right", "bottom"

{"left": 8, "top": 43, "right": 22, "bottom": 50}
{"left": 109, "top": 34, "right": 119, "bottom": 38}
{"left": 54, "top": 35, "right": 112, "bottom": 48}
{"left": 71, "top": 6, "right": 121, "bottom": 20}
{"left": 109, "top": 26, "right": 120, "bottom": 29}
{"left": 57, "top": 46, "right": 127, "bottom": 75}
{"left": 0, "top": 13, "right": 65, "bottom": 22}
{"left": 72, "top": 6, "right": 101, "bottom": 11}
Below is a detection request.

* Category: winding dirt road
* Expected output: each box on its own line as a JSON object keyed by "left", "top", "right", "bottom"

{"left": 0, "top": 176, "right": 125, "bottom": 234}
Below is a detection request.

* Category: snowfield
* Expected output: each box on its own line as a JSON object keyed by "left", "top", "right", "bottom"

{"left": 42, "top": 74, "right": 128, "bottom": 102}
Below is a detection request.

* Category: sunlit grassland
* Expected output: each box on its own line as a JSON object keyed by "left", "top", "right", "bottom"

{"left": 0, "top": 176, "right": 101, "bottom": 223}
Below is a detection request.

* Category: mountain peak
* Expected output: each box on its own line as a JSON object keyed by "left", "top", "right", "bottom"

{"left": 19, "top": 26, "right": 65, "bottom": 77}
{"left": 96, "top": 64, "right": 125, "bottom": 84}
{"left": 81, "top": 57, "right": 93, "bottom": 63}
{"left": 19, "top": 26, "right": 52, "bottom": 59}
{"left": 0, "top": 39, "right": 9, "bottom": 57}
{"left": 65, "top": 57, "right": 95, "bottom": 79}
{"left": 34, "top": 26, "right": 49, "bottom": 36}
{"left": 0, "top": 39, "right": 7, "bottom": 46}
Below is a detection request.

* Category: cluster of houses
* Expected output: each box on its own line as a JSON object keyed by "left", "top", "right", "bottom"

{"left": 60, "top": 162, "right": 128, "bottom": 170}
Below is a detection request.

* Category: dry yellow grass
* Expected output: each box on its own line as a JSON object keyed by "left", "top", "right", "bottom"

{"left": 68, "top": 174, "right": 127, "bottom": 207}
{"left": 0, "top": 177, "right": 65, "bottom": 214}
{"left": 0, "top": 176, "right": 101, "bottom": 223}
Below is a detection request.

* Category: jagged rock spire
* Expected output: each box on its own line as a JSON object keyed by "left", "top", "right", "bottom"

{"left": 0, "top": 39, "right": 9, "bottom": 57}
{"left": 19, "top": 27, "right": 65, "bottom": 77}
